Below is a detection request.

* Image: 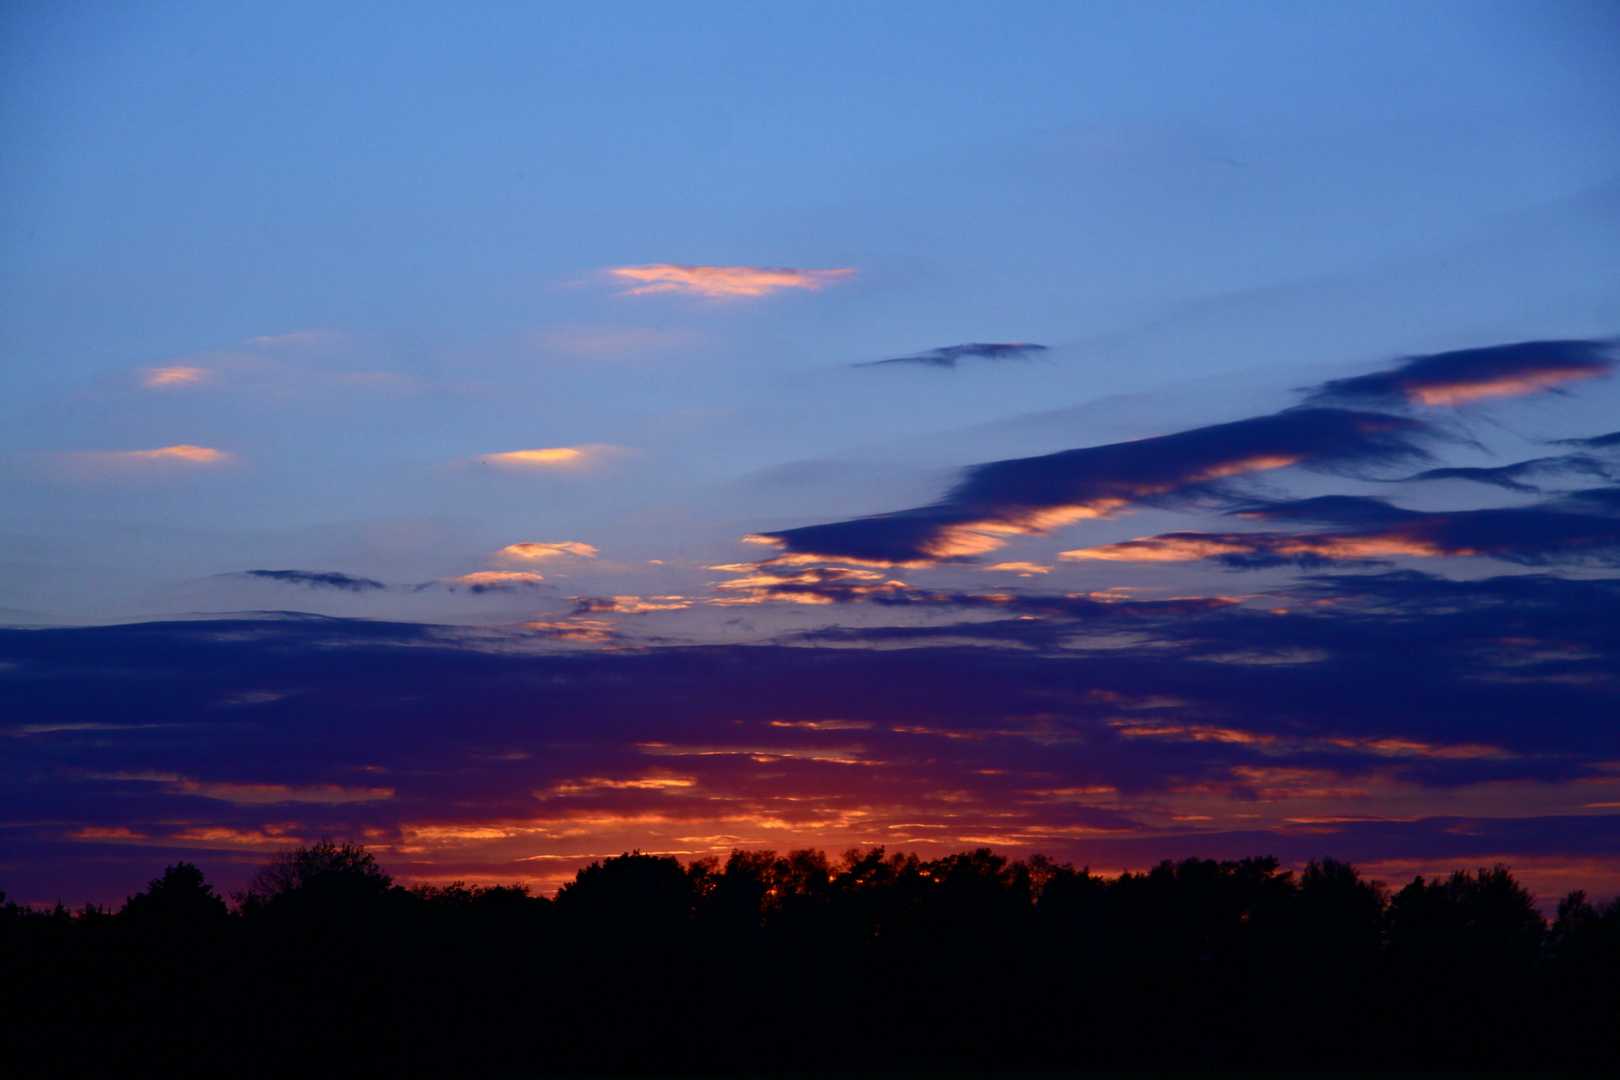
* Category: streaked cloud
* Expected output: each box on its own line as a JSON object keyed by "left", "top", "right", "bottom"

{"left": 141, "top": 365, "right": 210, "bottom": 387}
{"left": 571, "top": 596, "right": 691, "bottom": 614}
{"left": 168, "top": 779, "right": 394, "bottom": 805}
{"left": 461, "top": 444, "right": 628, "bottom": 471}
{"left": 609, "top": 264, "right": 856, "bottom": 298}
{"left": 494, "top": 541, "right": 599, "bottom": 562}
{"left": 1305, "top": 339, "right": 1613, "bottom": 407}
{"left": 434, "top": 571, "right": 548, "bottom": 592}
{"left": 1061, "top": 494, "right": 1620, "bottom": 568}
{"left": 856, "top": 342, "right": 1048, "bottom": 369}
{"left": 235, "top": 569, "right": 387, "bottom": 592}
{"left": 41, "top": 444, "right": 238, "bottom": 479}
{"left": 78, "top": 444, "right": 232, "bottom": 465}
{"left": 750, "top": 408, "right": 1426, "bottom": 566}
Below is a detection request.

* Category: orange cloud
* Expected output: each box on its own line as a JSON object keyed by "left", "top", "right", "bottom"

{"left": 477, "top": 448, "right": 583, "bottom": 466}
{"left": 609, "top": 264, "right": 856, "bottom": 298}
{"left": 1410, "top": 369, "right": 1606, "bottom": 406}
{"left": 710, "top": 566, "right": 911, "bottom": 605}
{"left": 573, "top": 596, "right": 691, "bottom": 614}
{"left": 438, "top": 571, "right": 547, "bottom": 588}
{"left": 1061, "top": 532, "right": 1444, "bottom": 563}
{"left": 494, "top": 541, "right": 599, "bottom": 562}
{"left": 141, "top": 366, "right": 209, "bottom": 387}
{"left": 462, "top": 445, "right": 629, "bottom": 471}
{"left": 49, "top": 445, "right": 236, "bottom": 476}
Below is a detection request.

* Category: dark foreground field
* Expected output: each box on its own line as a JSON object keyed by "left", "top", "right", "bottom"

{"left": 4, "top": 842, "right": 1617, "bottom": 1077}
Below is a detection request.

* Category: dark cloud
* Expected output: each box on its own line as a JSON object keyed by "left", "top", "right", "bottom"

{"left": 3, "top": 567, "right": 1618, "bottom": 902}
{"left": 1304, "top": 339, "right": 1613, "bottom": 407}
{"left": 416, "top": 572, "right": 552, "bottom": 595}
{"left": 1555, "top": 429, "right": 1620, "bottom": 449}
{"left": 752, "top": 408, "right": 1429, "bottom": 566}
{"left": 234, "top": 569, "right": 388, "bottom": 592}
{"left": 1401, "top": 450, "right": 1616, "bottom": 493}
{"left": 856, "top": 342, "right": 1048, "bottom": 369}
{"left": 1069, "top": 493, "right": 1620, "bottom": 569}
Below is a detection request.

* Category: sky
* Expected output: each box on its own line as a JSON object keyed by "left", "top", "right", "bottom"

{"left": 3, "top": 0, "right": 1620, "bottom": 906}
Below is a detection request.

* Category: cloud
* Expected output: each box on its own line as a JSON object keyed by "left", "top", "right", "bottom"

{"left": 52, "top": 445, "right": 236, "bottom": 475}
{"left": 141, "top": 366, "right": 210, "bottom": 387}
{"left": 750, "top": 408, "right": 1428, "bottom": 566}
{"left": 493, "top": 542, "right": 599, "bottom": 562}
{"left": 711, "top": 567, "right": 915, "bottom": 606}
{"left": 236, "top": 570, "right": 388, "bottom": 592}
{"left": 432, "top": 571, "right": 549, "bottom": 593}
{"left": 166, "top": 779, "right": 394, "bottom": 805}
{"left": 1305, "top": 339, "right": 1613, "bottom": 407}
{"left": 570, "top": 596, "right": 691, "bottom": 614}
{"left": 1403, "top": 453, "right": 1615, "bottom": 493}
{"left": 5, "top": 574, "right": 1617, "bottom": 903}
{"left": 608, "top": 264, "right": 856, "bottom": 298}
{"left": 459, "top": 445, "right": 628, "bottom": 471}
{"left": 856, "top": 342, "right": 1048, "bottom": 369}
{"left": 1061, "top": 495, "right": 1620, "bottom": 568}
{"left": 475, "top": 448, "right": 584, "bottom": 466}
{"left": 1555, "top": 430, "right": 1620, "bottom": 450}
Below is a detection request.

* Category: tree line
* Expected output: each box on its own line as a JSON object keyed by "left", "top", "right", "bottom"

{"left": 3, "top": 842, "right": 1617, "bottom": 1076}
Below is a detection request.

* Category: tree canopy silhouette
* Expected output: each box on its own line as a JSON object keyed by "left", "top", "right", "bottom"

{"left": 2, "top": 843, "right": 1617, "bottom": 1078}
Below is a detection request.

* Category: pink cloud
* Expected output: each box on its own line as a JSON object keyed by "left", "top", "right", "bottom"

{"left": 609, "top": 264, "right": 856, "bottom": 298}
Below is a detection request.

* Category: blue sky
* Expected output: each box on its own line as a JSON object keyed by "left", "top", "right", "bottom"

{"left": 3, "top": 2, "right": 1620, "bottom": 903}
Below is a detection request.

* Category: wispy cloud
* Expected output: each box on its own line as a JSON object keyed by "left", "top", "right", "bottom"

{"left": 141, "top": 366, "right": 210, "bottom": 387}
{"left": 609, "top": 264, "right": 856, "bottom": 298}
{"left": 91, "top": 445, "right": 231, "bottom": 464}
{"left": 571, "top": 596, "right": 691, "bottom": 614}
{"left": 460, "top": 445, "right": 627, "bottom": 471}
{"left": 1305, "top": 339, "right": 1613, "bottom": 407}
{"left": 45, "top": 445, "right": 237, "bottom": 478}
{"left": 235, "top": 570, "right": 387, "bottom": 592}
{"left": 1061, "top": 493, "right": 1620, "bottom": 568}
{"left": 750, "top": 408, "right": 1427, "bottom": 566}
{"left": 476, "top": 448, "right": 584, "bottom": 466}
{"left": 493, "top": 542, "right": 599, "bottom": 562}
{"left": 432, "top": 571, "right": 549, "bottom": 593}
{"left": 856, "top": 342, "right": 1048, "bottom": 369}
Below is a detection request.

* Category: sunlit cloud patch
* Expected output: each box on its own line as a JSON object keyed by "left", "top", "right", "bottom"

{"left": 1305, "top": 339, "right": 1613, "bottom": 407}
{"left": 140, "top": 365, "right": 210, "bottom": 387}
{"left": 460, "top": 445, "right": 628, "bottom": 471}
{"left": 609, "top": 264, "right": 856, "bottom": 298}
{"left": 750, "top": 408, "right": 1427, "bottom": 566}
{"left": 493, "top": 541, "right": 599, "bottom": 562}
{"left": 42, "top": 444, "right": 237, "bottom": 478}
{"left": 81, "top": 444, "right": 231, "bottom": 465}
{"left": 476, "top": 447, "right": 584, "bottom": 466}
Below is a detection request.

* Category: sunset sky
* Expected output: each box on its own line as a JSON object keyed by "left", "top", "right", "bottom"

{"left": 3, "top": 1, "right": 1620, "bottom": 906}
